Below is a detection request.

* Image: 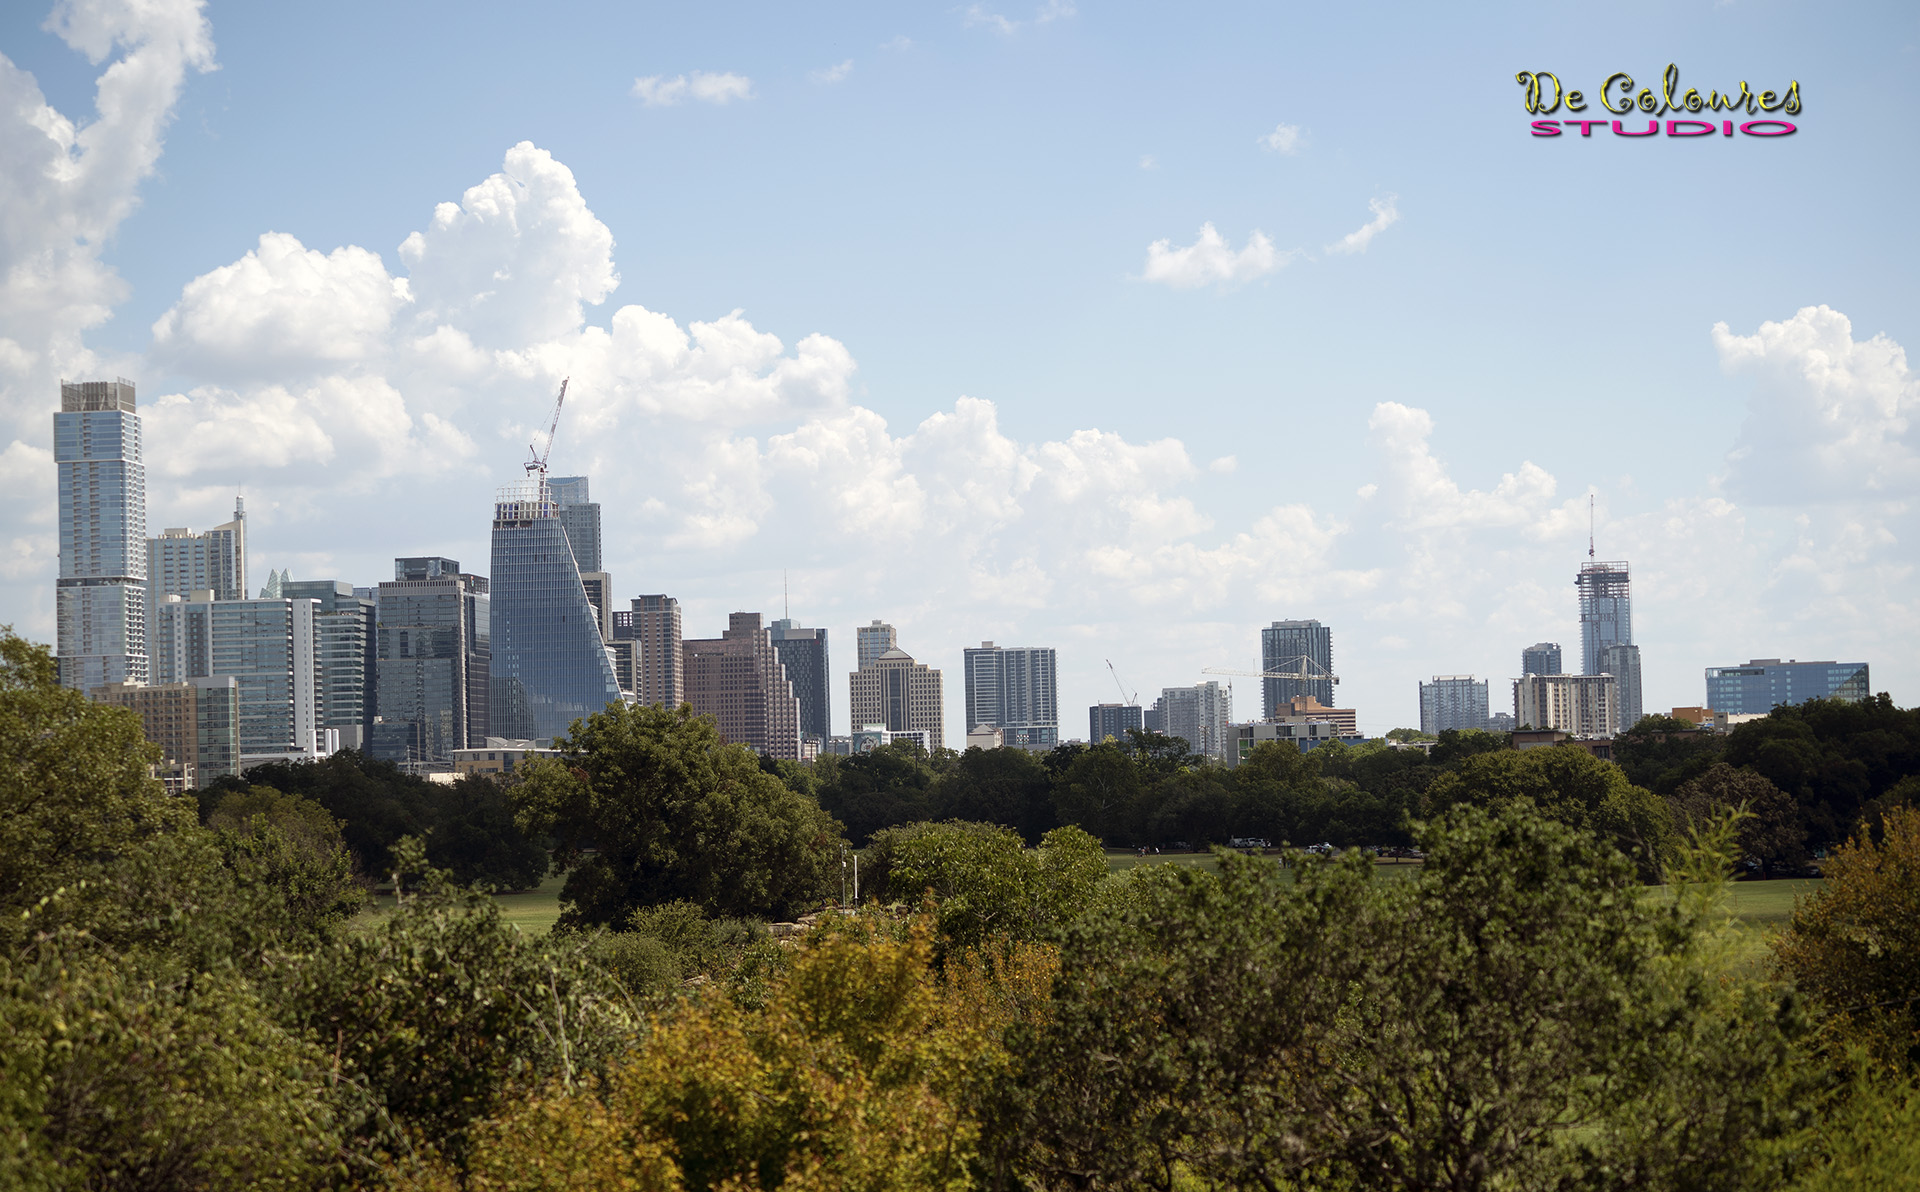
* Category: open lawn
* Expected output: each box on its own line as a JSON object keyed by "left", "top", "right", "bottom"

{"left": 364, "top": 870, "right": 568, "bottom": 935}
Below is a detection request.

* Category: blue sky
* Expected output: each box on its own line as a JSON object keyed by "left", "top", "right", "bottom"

{"left": 2, "top": 0, "right": 1915, "bottom": 742}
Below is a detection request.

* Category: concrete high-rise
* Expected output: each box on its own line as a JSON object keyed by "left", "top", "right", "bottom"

{"left": 770, "top": 618, "right": 830, "bottom": 740}
{"left": 54, "top": 379, "right": 148, "bottom": 689}
{"left": 622, "top": 595, "right": 685, "bottom": 709}
{"left": 1705, "top": 659, "right": 1871, "bottom": 715}
{"left": 850, "top": 645, "right": 945, "bottom": 751}
{"left": 1597, "top": 643, "right": 1643, "bottom": 733}
{"left": 856, "top": 620, "right": 897, "bottom": 672}
{"left": 963, "top": 642, "right": 1059, "bottom": 751}
{"left": 89, "top": 677, "right": 239, "bottom": 792}
{"left": 1521, "top": 642, "right": 1563, "bottom": 677}
{"left": 147, "top": 496, "right": 247, "bottom": 606}
{"left": 1419, "top": 675, "right": 1490, "bottom": 735}
{"left": 374, "top": 558, "right": 490, "bottom": 767}
{"left": 490, "top": 482, "right": 621, "bottom": 745}
{"left": 1155, "top": 681, "right": 1232, "bottom": 760}
{"left": 1260, "top": 619, "right": 1334, "bottom": 715}
{"left": 1089, "top": 702, "right": 1143, "bottom": 744}
{"left": 1515, "top": 673, "right": 1616, "bottom": 739}
{"left": 284, "top": 579, "right": 377, "bottom": 750}
{"left": 682, "top": 612, "right": 802, "bottom": 759}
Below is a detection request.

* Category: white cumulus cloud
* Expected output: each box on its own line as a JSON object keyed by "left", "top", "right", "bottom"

{"left": 631, "top": 70, "right": 753, "bottom": 106}
{"left": 1142, "top": 223, "right": 1284, "bottom": 289}
{"left": 1326, "top": 195, "right": 1400, "bottom": 255}
{"left": 1259, "top": 122, "right": 1305, "bottom": 153}
{"left": 1714, "top": 305, "right": 1919, "bottom": 503}
{"left": 809, "top": 59, "right": 853, "bottom": 84}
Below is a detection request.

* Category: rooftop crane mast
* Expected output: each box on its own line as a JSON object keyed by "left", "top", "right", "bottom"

{"left": 1105, "top": 659, "right": 1137, "bottom": 706}
{"left": 524, "top": 377, "right": 570, "bottom": 492}
{"left": 1200, "top": 658, "right": 1340, "bottom": 710}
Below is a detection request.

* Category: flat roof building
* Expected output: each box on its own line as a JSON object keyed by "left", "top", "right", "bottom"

{"left": 1705, "top": 659, "right": 1870, "bottom": 715}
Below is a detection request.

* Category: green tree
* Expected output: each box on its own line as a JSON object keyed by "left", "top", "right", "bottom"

{"left": 811, "top": 741, "right": 939, "bottom": 845}
{"left": 511, "top": 701, "right": 844, "bottom": 925}
{"left": 992, "top": 804, "right": 1806, "bottom": 1192}
{"left": 1053, "top": 739, "right": 1142, "bottom": 843}
{"left": 0, "top": 628, "right": 186, "bottom": 947}
{"left": 1670, "top": 762, "right": 1808, "bottom": 878}
{"left": 1423, "top": 743, "right": 1676, "bottom": 880}
{"left": 931, "top": 745, "right": 1058, "bottom": 843}
{"left": 1723, "top": 694, "right": 1920, "bottom": 849}
{"left": 1614, "top": 714, "right": 1728, "bottom": 794}
{"left": 1774, "top": 804, "right": 1920, "bottom": 1072}
{"left": 208, "top": 788, "right": 367, "bottom": 948}
{"left": 882, "top": 822, "right": 1106, "bottom": 954}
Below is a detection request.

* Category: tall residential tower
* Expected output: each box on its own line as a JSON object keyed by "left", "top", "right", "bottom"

{"left": 1260, "top": 619, "right": 1334, "bottom": 715}
{"left": 54, "top": 379, "right": 148, "bottom": 688}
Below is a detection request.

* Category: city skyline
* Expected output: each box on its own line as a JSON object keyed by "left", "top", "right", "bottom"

{"left": 3, "top": 2, "right": 1914, "bottom": 744}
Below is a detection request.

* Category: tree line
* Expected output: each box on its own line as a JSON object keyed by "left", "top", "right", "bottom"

{"left": 5, "top": 622, "right": 1920, "bottom": 1189}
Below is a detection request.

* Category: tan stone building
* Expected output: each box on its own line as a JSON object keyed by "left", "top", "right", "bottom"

{"left": 1514, "top": 673, "right": 1617, "bottom": 739}
{"left": 682, "top": 612, "right": 801, "bottom": 759}
{"left": 89, "top": 677, "right": 239, "bottom": 792}
{"left": 850, "top": 646, "right": 946, "bottom": 752}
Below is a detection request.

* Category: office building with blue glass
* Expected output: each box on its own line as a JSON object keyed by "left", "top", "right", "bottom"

{"left": 489, "top": 482, "right": 620, "bottom": 745}
{"left": 1705, "top": 659, "right": 1871, "bottom": 715}
{"left": 1260, "top": 619, "right": 1334, "bottom": 715}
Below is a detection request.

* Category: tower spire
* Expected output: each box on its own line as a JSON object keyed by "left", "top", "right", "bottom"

{"left": 783, "top": 570, "right": 789, "bottom": 619}
{"left": 1588, "top": 494, "right": 1595, "bottom": 560}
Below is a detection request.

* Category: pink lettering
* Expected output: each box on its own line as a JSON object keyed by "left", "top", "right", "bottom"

{"left": 1531, "top": 120, "right": 1563, "bottom": 136}
{"left": 1612, "top": 120, "right": 1659, "bottom": 137}
{"left": 1667, "top": 120, "right": 1715, "bottom": 137}
{"left": 1724, "top": 121, "right": 1734, "bottom": 136}
{"left": 1739, "top": 120, "right": 1797, "bottom": 137}
{"left": 1568, "top": 119, "right": 1608, "bottom": 136}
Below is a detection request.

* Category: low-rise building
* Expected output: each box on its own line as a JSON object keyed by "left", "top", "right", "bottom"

{"left": 451, "top": 737, "right": 562, "bottom": 777}
{"left": 1226, "top": 719, "right": 1339, "bottom": 766}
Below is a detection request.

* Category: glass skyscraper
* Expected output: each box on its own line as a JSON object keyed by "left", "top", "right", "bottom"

{"left": 284, "top": 579, "right": 377, "bottom": 750}
{"left": 148, "top": 495, "right": 247, "bottom": 604}
{"left": 1420, "top": 675, "right": 1491, "bottom": 734}
{"left": 962, "top": 642, "right": 1058, "bottom": 750}
{"left": 1521, "top": 642, "right": 1563, "bottom": 677}
{"left": 1705, "top": 659, "right": 1871, "bottom": 715}
{"left": 1260, "top": 619, "right": 1334, "bottom": 715}
{"left": 374, "top": 558, "right": 490, "bottom": 766}
{"left": 54, "top": 379, "right": 148, "bottom": 689}
{"left": 489, "top": 482, "right": 620, "bottom": 745}
{"left": 770, "top": 617, "right": 830, "bottom": 740}
{"left": 547, "top": 475, "right": 602, "bottom": 572}
{"left": 1576, "top": 561, "right": 1632, "bottom": 675}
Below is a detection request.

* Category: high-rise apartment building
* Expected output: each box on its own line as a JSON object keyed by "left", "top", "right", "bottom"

{"left": 850, "top": 645, "right": 946, "bottom": 751}
{"left": 1515, "top": 673, "right": 1617, "bottom": 739}
{"left": 89, "top": 677, "right": 239, "bottom": 792}
{"left": 856, "top": 620, "right": 897, "bottom": 672}
{"left": 1598, "top": 642, "right": 1643, "bottom": 733}
{"left": 1521, "top": 642, "right": 1563, "bottom": 677}
{"left": 547, "top": 476, "right": 602, "bottom": 573}
{"left": 1705, "top": 659, "right": 1871, "bottom": 715}
{"left": 1155, "top": 681, "right": 1232, "bottom": 760}
{"left": 54, "top": 379, "right": 148, "bottom": 689}
{"left": 578, "top": 572, "right": 614, "bottom": 644}
{"left": 1419, "top": 675, "right": 1490, "bottom": 735}
{"left": 374, "top": 558, "right": 491, "bottom": 766}
{"left": 622, "top": 595, "right": 685, "bottom": 709}
{"left": 147, "top": 496, "right": 247, "bottom": 606}
{"left": 1260, "top": 619, "right": 1334, "bottom": 715}
{"left": 152, "top": 593, "right": 322, "bottom": 763}
{"left": 1089, "top": 702, "right": 1143, "bottom": 744}
{"left": 490, "top": 482, "right": 620, "bottom": 745}
{"left": 682, "top": 612, "right": 802, "bottom": 759}
{"left": 770, "top": 618, "right": 831, "bottom": 740}
{"left": 284, "top": 579, "right": 377, "bottom": 750}
{"left": 963, "top": 642, "right": 1059, "bottom": 751}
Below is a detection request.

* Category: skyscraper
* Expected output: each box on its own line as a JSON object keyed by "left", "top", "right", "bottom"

{"left": 962, "top": 642, "right": 1059, "bottom": 751}
{"left": 682, "top": 612, "right": 802, "bottom": 759}
{"left": 849, "top": 645, "right": 945, "bottom": 751}
{"left": 1155, "top": 681, "right": 1232, "bottom": 760}
{"left": 1419, "top": 675, "right": 1491, "bottom": 735}
{"left": 151, "top": 592, "right": 322, "bottom": 763}
{"left": 1576, "top": 560, "right": 1632, "bottom": 676}
{"left": 625, "top": 595, "right": 684, "bottom": 709}
{"left": 1521, "top": 642, "right": 1563, "bottom": 677}
{"left": 1089, "top": 702, "right": 1143, "bottom": 743}
{"left": 54, "top": 379, "right": 148, "bottom": 689}
{"left": 547, "top": 476, "right": 602, "bottom": 573}
{"left": 1598, "top": 642, "right": 1643, "bottom": 733}
{"left": 284, "top": 579, "right": 377, "bottom": 750}
{"left": 770, "top": 617, "right": 831, "bottom": 740}
{"left": 490, "top": 480, "right": 621, "bottom": 745}
{"left": 856, "top": 620, "right": 897, "bottom": 672}
{"left": 147, "top": 496, "right": 248, "bottom": 605}
{"left": 1260, "top": 619, "right": 1334, "bottom": 715}
{"left": 374, "top": 558, "right": 490, "bottom": 766}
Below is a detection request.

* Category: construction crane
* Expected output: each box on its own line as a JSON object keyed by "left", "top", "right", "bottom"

{"left": 1105, "top": 659, "right": 1137, "bottom": 706}
{"left": 523, "top": 377, "right": 570, "bottom": 482}
{"left": 1201, "top": 657, "right": 1340, "bottom": 686}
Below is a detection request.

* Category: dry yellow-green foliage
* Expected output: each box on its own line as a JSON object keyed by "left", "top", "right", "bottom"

{"left": 399, "top": 911, "right": 1059, "bottom": 1192}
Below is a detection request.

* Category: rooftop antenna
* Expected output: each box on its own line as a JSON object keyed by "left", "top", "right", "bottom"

{"left": 1588, "top": 493, "right": 1595, "bottom": 560}
{"left": 783, "top": 570, "right": 789, "bottom": 620}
